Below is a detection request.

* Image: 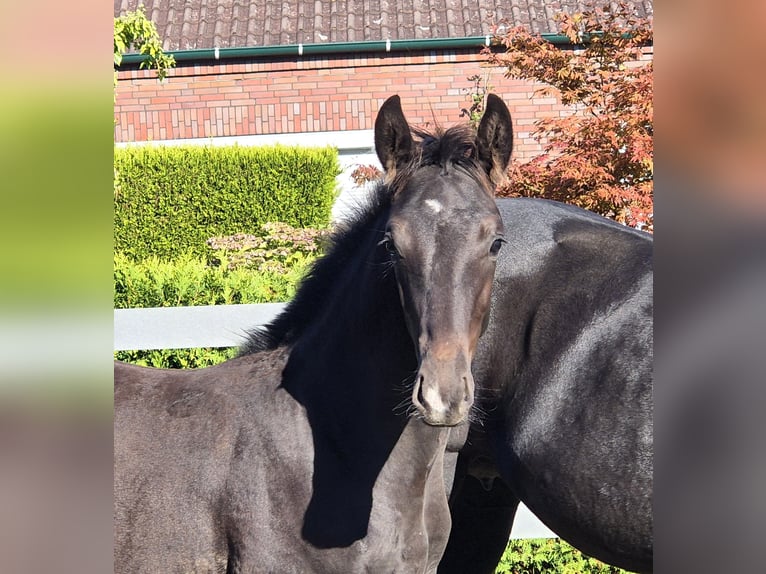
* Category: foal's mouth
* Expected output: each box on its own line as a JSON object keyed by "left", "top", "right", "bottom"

{"left": 411, "top": 374, "right": 474, "bottom": 427}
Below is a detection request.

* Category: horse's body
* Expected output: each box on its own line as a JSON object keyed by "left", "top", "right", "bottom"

{"left": 440, "top": 198, "right": 653, "bottom": 573}
{"left": 115, "top": 351, "right": 451, "bottom": 573}
{"left": 114, "top": 94, "right": 515, "bottom": 573}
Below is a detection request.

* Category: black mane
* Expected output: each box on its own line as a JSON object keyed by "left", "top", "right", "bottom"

{"left": 392, "top": 123, "right": 490, "bottom": 193}
{"left": 238, "top": 184, "right": 391, "bottom": 355}
{"left": 239, "top": 123, "right": 485, "bottom": 355}
{"left": 414, "top": 123, "right": 479, "bottom": 166}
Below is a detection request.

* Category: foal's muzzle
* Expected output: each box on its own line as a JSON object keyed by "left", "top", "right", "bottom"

{"left": 411, "top": 347, "right": 474, "bottom": 426}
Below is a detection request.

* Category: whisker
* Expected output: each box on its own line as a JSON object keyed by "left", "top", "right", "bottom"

{"left": 406, "top": 404, "right": 423, "bottom": 421}
{"left": 395, "top": 371, "right": 418, "bottom": 392}
{"left": 392, "top": 370, "right": 418, "bottom": 416}
{"left": 392, "top": 396, "right": 413, "bottom": 416}
{"left": 468, "top": 405, "right": 488, "bottom": 427}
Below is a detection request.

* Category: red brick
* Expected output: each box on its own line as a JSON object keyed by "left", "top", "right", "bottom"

{"left": 115, "top": 49, "right": 650, "bottom": 159}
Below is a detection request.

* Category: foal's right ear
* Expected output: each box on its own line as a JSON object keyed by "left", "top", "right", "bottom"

{"left": 375, "top": 95, "right": 414, "bottom": 177}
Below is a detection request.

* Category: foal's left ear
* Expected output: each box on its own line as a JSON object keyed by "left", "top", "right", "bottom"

{"left": 476, "top": 94, "right": 514, "bottom": 186}
{"left": 375, "top": 95, "right": 415, "bottom": 179}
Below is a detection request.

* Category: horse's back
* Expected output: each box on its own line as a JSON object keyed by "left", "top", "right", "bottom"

{"left": 494, "top": 197, "right": 651, "bottom": 278}
{"left": 476, "top": 198, "right": 653, "bottom": 572}
{"left": 114, "top": 361, "right": 243, "bottom": 573}
{"left": 114, "top": 354, "right": 299, "bottom": 573}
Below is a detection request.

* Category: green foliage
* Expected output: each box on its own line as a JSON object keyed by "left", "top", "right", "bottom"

{"left": 460, "top": 72, "right": 494, "bottom": 128}
{"left": 114, "top": 5, "right": 175, "bottom": 82}
{"left": 115, "top": 347, "right": 238, "bottom": 370}
{"left": 495, "top": 539, "right": 631, "bottom": 574}
{"left": 207, "top": 222, "right": 328, "bottom": 274}
{"left": 114, "top": 251, "right": 311, "bottom": 309}
{"left": 114, "top": 145, "right": 339, "bottom": 261}
{"left": 114, "top": 245, "right": 318, "bottom": 369}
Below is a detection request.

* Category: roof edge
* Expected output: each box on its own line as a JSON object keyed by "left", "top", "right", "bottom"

{"left": 118, "top": 35, "right": 575, "bottom": 66}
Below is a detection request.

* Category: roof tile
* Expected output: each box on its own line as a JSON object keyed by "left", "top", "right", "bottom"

{"left": 115, "top": 0, "right": 652, "bottom": 51}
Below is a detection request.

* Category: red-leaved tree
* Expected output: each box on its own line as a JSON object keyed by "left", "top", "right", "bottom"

{"left": 488, "top": 1, "right": 653, "bottom": 229}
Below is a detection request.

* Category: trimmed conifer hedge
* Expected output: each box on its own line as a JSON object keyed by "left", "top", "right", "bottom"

{"left": 114, "top": 144, "right": 339, "bottom": 261}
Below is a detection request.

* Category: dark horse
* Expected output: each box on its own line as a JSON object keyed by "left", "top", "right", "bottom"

{"left": 114, "top": 94, "right": 514, "bottom": 573}
{"left": 439, "top": 198, "right": 653, "bottom": 573}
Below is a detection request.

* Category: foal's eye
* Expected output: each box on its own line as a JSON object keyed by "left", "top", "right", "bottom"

{"left": 379, "top": 234, "right": 401, "bottom": 260}
{"left": 489, "top": 238, "right": 505, "bottom": 257}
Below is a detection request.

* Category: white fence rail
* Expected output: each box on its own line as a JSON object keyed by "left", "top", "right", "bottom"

{"left": 114, "top": 303, "right": 556, "bottom": 539}
{"left": 114, "top": 303, "right": 287, "bottom": 351}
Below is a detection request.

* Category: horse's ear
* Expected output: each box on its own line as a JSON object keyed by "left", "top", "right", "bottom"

{"left": 375, "top": 95, "right": 414, "bottom": 178}
{"left": 476, "top": 94, "right": 513, "bottom": 186}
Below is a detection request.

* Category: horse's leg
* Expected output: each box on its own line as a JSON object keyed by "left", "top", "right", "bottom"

{"left": 437, "top": 450, "right": 519, "bottom": 574}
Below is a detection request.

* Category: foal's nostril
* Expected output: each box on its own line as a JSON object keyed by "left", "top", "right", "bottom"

{"left": 412, "top": 375, "right": 426, "bottom": 412}
{"left": 416, "top": 375, "right": 425, "bottom": 406}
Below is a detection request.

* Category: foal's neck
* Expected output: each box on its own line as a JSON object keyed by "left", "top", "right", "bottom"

{"left": 284, "top": 216, "right": 416, "bottom": 419}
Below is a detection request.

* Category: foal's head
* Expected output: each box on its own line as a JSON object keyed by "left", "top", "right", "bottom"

{"left": 374, "top": 94, "right": 513, "bottom": 426}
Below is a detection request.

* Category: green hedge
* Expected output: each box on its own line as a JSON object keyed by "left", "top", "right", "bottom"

{"left": 113, "top": 251, "right": 310, "bottom": 309}
{"left": 114, "top": 251, "right": 315, "bottom": 368}
{"left": 497, "top": 539, "right": 632, "bottom": 573}
{"left": 115, "top": 347, "right": 239, "bottom": 370}
{"left": 114, "top": 144, "right": 339, "bottom": 261}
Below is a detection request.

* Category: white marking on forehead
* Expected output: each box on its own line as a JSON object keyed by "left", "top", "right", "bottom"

{"left": 424, "top": 199, "right": 443, "bottom": 213}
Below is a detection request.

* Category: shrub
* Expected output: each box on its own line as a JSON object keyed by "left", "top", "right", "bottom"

{"left": 115, "top": 347, "right": 238, "bottom": 370}
{"left": 496, "top": 538, "right": 631, "bottom": 574}
{"left": 350, "top": 164, "right": 383, "bottom": 187}
{"left": 113, "top": 251, "right": 309, "bottom": 309}
{"left": 486, "top": 1, "right": 653, "bottom": 229}
{"left": 114, "top": 235, "right": 320, "bottom": 368}
{"left": 207, "top": 222, "right": 329, "bottom": 274}
{"left": 114, "top": 144, "right": 339, "bottom": 261}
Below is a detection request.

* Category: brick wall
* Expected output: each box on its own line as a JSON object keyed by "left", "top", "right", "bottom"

{"left": 114, "top": 47, "right": 646, "bottom": 163}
